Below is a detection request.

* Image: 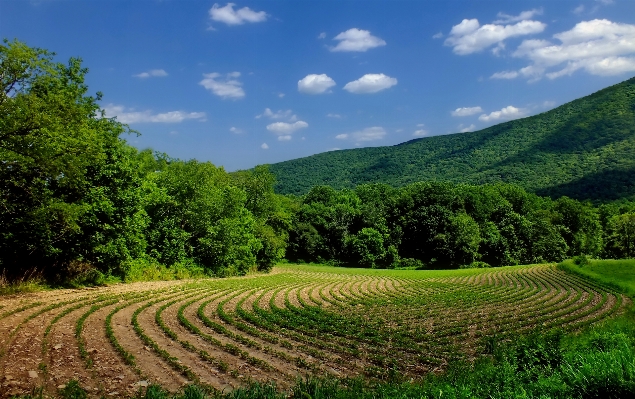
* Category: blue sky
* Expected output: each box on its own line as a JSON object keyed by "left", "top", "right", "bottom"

{"left": 2, "top": 0, "right": 635, "bottom": 171}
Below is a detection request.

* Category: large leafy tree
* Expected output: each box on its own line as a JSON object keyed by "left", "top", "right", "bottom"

{"left": 0, "top": 39, "right": 144, "bottom": 280}
{"left": 144, "top": 160, "right": 262, "bottom": 276}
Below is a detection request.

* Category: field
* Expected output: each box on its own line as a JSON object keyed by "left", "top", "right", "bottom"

{"left": 0, "top": 263, "right": 631, "bottom": 398}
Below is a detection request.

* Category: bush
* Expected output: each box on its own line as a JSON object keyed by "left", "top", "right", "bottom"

{"left": 396, "top": 258, "right": 426, "bottom": 269}
{"left": 460, "top": 261, "right": 491, "bottom": 269}
{"left": 573, "top": 254, "right": 591, "bottom": 266}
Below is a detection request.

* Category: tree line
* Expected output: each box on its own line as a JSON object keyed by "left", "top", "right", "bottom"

{"left": 287, "top": 182, "right": 635, "bottom": 269}
{"left": 1, "top": 39, "right": 634, "bottom": 283}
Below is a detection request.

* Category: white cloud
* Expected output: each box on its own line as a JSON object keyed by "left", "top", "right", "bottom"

{"left": 103, "top": 104, "right": 206, "bottom": 124}
{"left": 413, "top": 129, "right": 429, "bottom": 137}
{"left": 328, "top": 147, "right": 341, "bottom": 151}
{"left": 318, "top": 32, "right": 326, "bottom": 39}
{"left": 451, "top": 106, "right": 483, "bottom": 117}
{"left": 327, "top": 113, "right": 342, "bottom": 119}
{"left": 266, "top": 121, "right": 308, "bottom": 135}
{"left": 478, "top": 106, "right": 526, "bottom": 122}
{"left": 597, "top": 0, "right": 614, "bottom": 5}
{"left": 499, "top": 19, "right": 635, "bottom": 80}
{"left": 261, "top": 143, "right": 269, "bottom": 149}
{"left": 277, "top": 93, "right": 285, "bottom": 98}
{"left": 298, "top": 74, "right": 336, "bottom": 94}
{"left": 494, "top": 8, "right": 543, "bottom": 24}
{"left": 199, "top": 72, "right": 245, "bottom": 99}
{"left": 343, "top": 73, "right": 397, "bottom": 94}
{"left": 491, "top": 70, "right": 520, "bottom": 79}
{"left": 445, "top": 18, "right": 546, "bottom": 55}
{"left": 229, "top": 127, "right": 242, "bottom": 134}
{"left": 277, "top": 135, "right": 292, "bottom": 141}
{"left": 336, "top": 126, "right": 386, "bottom": 142}
{"left": 459, "top": 124, "right": 476, "bottom": 133}
{"left": 330, "top": 28, "right": 386, "bottom": 52}
{"left": 133, "top": 69, "right": 168, "bottom": 78}
{"left": 256, "top": 108, "right": 297, "bottom": 121}
{"left": 432, "top": 32, "right": 444, "bottom": 39}
{"left": 209, "top": 3, "right": 267, "bottom": 26}
{"left": 573, "top": 5, "right": 585, "bottom": 14}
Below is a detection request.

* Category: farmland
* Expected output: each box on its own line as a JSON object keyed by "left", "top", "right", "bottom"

{"left": 0, "top": 263, "right": 629, "bottom": 398}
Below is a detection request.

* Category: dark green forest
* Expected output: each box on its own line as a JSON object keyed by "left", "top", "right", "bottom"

{"left": 2, "top": 40, "right": 635, "bottom": 285}
{"left": 269, "top": 76, "right": 635, "bottom": 201}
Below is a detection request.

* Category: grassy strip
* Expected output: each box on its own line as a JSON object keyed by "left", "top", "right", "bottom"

{"left": 559, "top": 258, "right": 635, "bottom": 300}
{"left": 0, "top": 301, "right": 43, "bottom": 320}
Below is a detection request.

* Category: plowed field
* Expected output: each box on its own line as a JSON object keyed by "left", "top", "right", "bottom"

{"left": 0, "top": 264, "right": 629, "bottom": 398}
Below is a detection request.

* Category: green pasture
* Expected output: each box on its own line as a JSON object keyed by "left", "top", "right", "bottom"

{"left": 559, "top": 258, "right": 635, "bottom": 299}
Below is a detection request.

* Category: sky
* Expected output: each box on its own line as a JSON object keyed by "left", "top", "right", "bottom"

{"left": 2, "top": 0, "right": 635, "bottom": 171}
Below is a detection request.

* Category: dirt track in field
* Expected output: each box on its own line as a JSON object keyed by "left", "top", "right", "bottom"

{"left": 0, "top": 265, "right": 629, "bottom": 398}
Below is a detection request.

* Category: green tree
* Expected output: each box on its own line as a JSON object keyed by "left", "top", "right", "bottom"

{"left": 606, "top": 213, "right": 635, "bottom": 258}
{"left": 0, "top": 39, "right": 144, "bottom": 280}
{"left": 347, "top": 227, "right": 386, "bottom": 268}
{"left": 145, "top": 160, "right": 261, "bottom": 276}
{"left": 553, "top": 197, "right": 603, "bottom": 257}
{"left": 232, "top": 165, "right": 291, "bottom": 271}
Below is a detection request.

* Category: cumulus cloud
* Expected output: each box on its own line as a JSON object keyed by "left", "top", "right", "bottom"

{"left": 413, "top": 129, "right": 429, "bottom": 137}
{"left": 103, "top": 104, "right": 206, "bottom": 124}
{"left": 432, "top": 32, "right": 444, "bottom": 39}
{"left": 494, "top": 8, "right": 543, "bottom": 24}
{"left": 459, "top": 124, "right": 476, "bottom": 133}
{"left": 478, "top": 106, "right": 526, "bottom": 122}
{"left": 327, "top": 113, "right": 342, "bottom": 119}
{"left": 336, "top": 127, "right": 386, "bottom": 142}
{"left": 496, "top": 19, "right": 635, "bottom": 80}
{"left": 318, "top": 32, "right": 326, "bottom": 39}
{"left": 133, "top": 69, "right": 168, "bottom": 78}
{"left": 490, "top": 70, "right": 520, "bottom": 79}
{"left": 445, "top": 18, "right": 546, "bottom": 55}
{"left": 199, "top": 72, "right": 245, "bottom": 99}
{"left": 229, "top": 127, "right": 242, "bottom": 134}
{"left": 298, "top": 74, "right": 336, "bottom": 94}
{"left": 266, "top": 121, "right": 308, "bottom": 135}
{"left": 573, "top": 5, "right": 585, "bottom": 14}
{"left": 256, "top": 108, "right": 297, "bottom": 121}
{"left": 209, "top": 3, "right": 267, "bottom": 25}
{"left": 261, "top": 143, "right": 269, "bottom": 149}
{"left": 343, "top": 74, "right": 397, "bottom": 94}
{"left": 451, "top": 106, "right": 483, "bottom": 117}
{"left": 330, "top": 28, "right": 386, "bottom": 52}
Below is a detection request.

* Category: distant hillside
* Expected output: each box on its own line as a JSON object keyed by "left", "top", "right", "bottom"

{"left": 269, "top": 77, "right": 635, "bottom": 201}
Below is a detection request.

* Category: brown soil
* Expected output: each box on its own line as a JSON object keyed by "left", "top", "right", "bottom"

{"left": 0, "top": 265, "right": 629, "bottom": 398}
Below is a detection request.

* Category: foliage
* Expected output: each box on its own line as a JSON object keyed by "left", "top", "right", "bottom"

{"left": 286, "top": 182, "right": 635, "bottom": 268}
{"left": 270, "top": 77, "right": 635, "bottom": 202}
{"left": 0, "top": 40, "right": 283, "bottom": 283}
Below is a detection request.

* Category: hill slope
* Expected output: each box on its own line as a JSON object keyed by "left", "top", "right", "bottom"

{"left": 269, "top": 77, "right": 635, "bottom": 201}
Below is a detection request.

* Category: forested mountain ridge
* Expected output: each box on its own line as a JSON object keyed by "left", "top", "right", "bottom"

{"left": 269, "top": 76, "right": 635, "bottom": 201}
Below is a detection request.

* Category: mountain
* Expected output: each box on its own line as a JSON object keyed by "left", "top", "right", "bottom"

{"left": 268, "top": 77, "right": 635, "bottom": 201}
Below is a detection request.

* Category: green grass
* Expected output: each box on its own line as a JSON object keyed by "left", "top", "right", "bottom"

{"left": 276, "top": 262, "right": 537, "bottom": 279}
{"left": 559, "top": 258, "right": 635, "bottom": 299}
